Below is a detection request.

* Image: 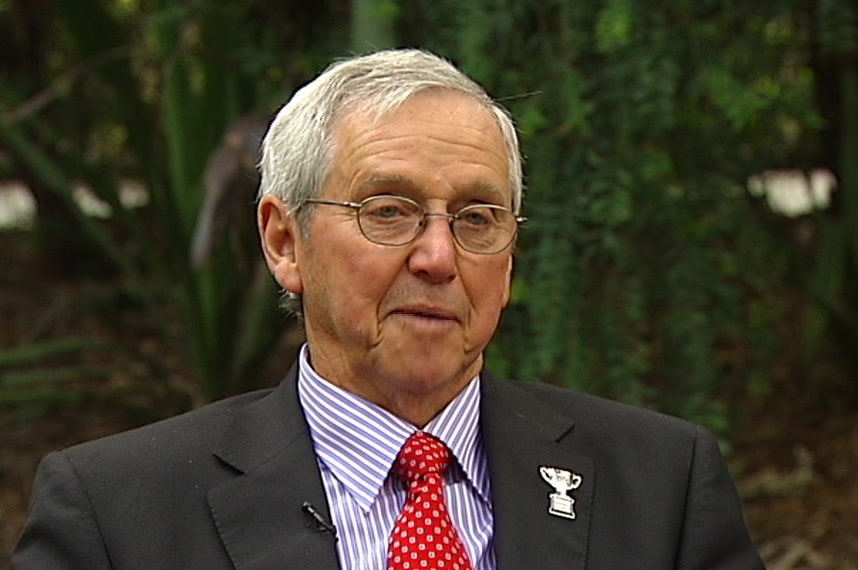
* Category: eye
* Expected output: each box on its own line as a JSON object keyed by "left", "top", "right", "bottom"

{"left": 375, "top": 204, "right": 406, "bottom": 219}
{"left": 360, "top": 196, "right": 420, "bottom": 222}
{"left": 459, "top": 207, "right": 493, "bottom": 226}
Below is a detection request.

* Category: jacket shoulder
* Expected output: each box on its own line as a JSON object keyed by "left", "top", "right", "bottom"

{"left": 63, "top": 388, "right": 276, "bottom": 470}
{"left": 500, "top": 377, "right": 696, "bottom": 432}
{"left": 485, "top": 375, "right": 707, "bottom": 462}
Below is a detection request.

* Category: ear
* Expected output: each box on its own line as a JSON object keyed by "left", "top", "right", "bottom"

{"left": 501, "top": 253, "right": 514, "bottom": 307}
{"left": 258, "top": 195, "right": 304, "bottom": 294}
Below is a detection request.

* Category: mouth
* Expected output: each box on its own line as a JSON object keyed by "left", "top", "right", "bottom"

{"left": 392, "top": 305, "right": 461, "bottom": 323}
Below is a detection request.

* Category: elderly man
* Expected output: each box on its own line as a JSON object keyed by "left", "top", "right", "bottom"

{"left": 13, "top": 49, "right": 763, "bottom": 569}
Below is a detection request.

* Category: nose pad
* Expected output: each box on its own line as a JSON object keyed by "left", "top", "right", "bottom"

{"left": 408, "top": 214, "right": 459, "bottom": 282}
{"left": 418, "top": 213, "right": 458, "bottom": 247}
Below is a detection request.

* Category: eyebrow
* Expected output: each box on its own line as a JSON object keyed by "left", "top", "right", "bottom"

{"left": 357, "top": 174, "right": 508, "bottom": 204}
{"left": 358, "top": 174, "right": 419, "bottom": 194}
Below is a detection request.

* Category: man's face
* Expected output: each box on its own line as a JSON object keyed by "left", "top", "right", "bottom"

{"left": 260, "top": 89, "right": 514, "bottom": 425}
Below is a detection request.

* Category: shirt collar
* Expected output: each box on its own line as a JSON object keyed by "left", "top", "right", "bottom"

{"left": 297, "top": 344, "right": 488, "bottom": 511}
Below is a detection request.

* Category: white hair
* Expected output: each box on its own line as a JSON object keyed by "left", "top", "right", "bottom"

{"left": 259, "top": 48, "right": 522, "bottom": 218}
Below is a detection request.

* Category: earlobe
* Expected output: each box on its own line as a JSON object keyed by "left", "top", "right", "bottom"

{"left": 258, "top": 196, "right": 304, "bottom": 294}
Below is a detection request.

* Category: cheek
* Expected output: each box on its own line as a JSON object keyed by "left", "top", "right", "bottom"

{"left": 467, "top": 260, "right": 512, "bottom": 322}
{"left": 329, "top": 247, "right": 401, "bottom": 314}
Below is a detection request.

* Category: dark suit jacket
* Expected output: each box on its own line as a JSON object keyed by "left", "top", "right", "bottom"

{"left": 13, "top": 367, "right": 763, "bottom": 569}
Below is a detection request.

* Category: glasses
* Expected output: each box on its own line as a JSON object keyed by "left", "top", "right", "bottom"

{"left": 303, "top": 195, "right": 525, "bottom": 254}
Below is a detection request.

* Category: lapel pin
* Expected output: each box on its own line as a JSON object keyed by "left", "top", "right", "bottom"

{"left": 539, "top": 466, "right": 583, "bottom": 520}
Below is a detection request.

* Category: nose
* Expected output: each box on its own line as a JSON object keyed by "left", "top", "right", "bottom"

{"left": 407, "top": 214, "right": 458, "bottom": 284}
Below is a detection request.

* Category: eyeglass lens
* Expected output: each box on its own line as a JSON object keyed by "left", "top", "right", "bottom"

{"left": 356, "top": 196, "right": 516, "bottom": 253}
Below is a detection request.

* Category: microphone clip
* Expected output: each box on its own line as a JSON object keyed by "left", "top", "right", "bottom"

{"left": 302, "top": 501, "right": 338, "bottom": 541}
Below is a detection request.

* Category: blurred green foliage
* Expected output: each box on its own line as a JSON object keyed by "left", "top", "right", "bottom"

{"left": 0, "top": 0, "right": 346, "bottom": 403}
{"left": 408, "top": 0, "right": 856, "bottom": 429}
{"left": 1, "top": 0, "right": 855, "bottom": 437}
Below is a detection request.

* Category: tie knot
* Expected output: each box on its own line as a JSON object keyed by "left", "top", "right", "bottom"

{"left": 394, "top": 432, "right": 451, "bottom": 484}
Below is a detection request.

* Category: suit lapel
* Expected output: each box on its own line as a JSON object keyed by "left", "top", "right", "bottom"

{"left": 482, "top": 373, "right": 593, "bottom": 570}
{"left": 207, "top": 366, "right": 341, "bottom": 570}
{"left": 204, "top": 365, "right": 592, "bottom": 570}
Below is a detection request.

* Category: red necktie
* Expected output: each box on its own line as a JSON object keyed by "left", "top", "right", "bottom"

{"left": 387, "top": 432, "right": 474, "bottom": 570}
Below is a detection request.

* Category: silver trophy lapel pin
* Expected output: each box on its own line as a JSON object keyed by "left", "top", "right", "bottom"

{"left": 539, "top": 466, "right": 583, "bottom": 520}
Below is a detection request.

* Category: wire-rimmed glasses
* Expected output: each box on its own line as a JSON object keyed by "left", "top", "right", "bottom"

{"left": 303, "top": 194, "right": 525, "bottom": 255}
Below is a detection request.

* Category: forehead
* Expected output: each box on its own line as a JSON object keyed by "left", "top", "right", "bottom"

{"left": 329, "top": 90, "right": 511, "bottom": 202}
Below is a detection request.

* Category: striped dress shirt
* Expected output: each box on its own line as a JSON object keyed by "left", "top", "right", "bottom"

{"left": 297, "top": 344, "right": 496, "bottom": 570}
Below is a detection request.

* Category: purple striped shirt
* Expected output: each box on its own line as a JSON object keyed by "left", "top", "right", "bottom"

{"left": 297, "top": 344, "right": 496, "bottom": 569}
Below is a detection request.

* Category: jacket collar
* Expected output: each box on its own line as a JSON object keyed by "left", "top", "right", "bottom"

{"left": 206, "top": 366, "right": 592, "bottom": 570}
{"left": 208, "top": 364, "right": 341, "bottom": 570}
{"left": 481, "top": 372, "right": 592, "bottom": 570}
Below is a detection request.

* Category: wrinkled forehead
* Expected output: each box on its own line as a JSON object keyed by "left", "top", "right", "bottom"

{"left": 334, "top": 86, "right": 497, "bottom": 134}
{"left": 319, "top": 86, "right": 520, "bottom": 212}
{"left": 329, "top": 90, "right": 511, "bottom": 197}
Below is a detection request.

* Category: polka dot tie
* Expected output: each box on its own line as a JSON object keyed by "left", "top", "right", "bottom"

{"left": 387, "top": 432, "right": 473, "bottom": 570}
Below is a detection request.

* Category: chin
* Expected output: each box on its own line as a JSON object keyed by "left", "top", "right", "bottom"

{"left": 396, "top": 352, "right": 478, "bottom": 390}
